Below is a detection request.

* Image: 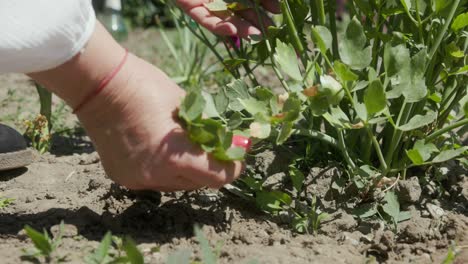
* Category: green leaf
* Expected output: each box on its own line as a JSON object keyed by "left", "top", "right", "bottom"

{"left": 179, "top": 91, "right": 206, "bottom": 122}
{"left": 227, "top": 112, "right": 243, "bottom": 129}
{"left": 382, "top": 191, "right": 400, "bottom": 225}
{"left": 398, "top": 211, "right": 412, "bottom": 222}
{"left": 323, "top": 107, "right": 352, "bottom": 129}
{"left": 309, "top": 96, "right": 329, "bottom": 116}
{"left": 226, "top": 79, "right": 250, "bottom": 111}
{"left": 276, "top": 122, "right": 294, "bottom": 145}
{"left": 195, "top": 226, "right": 217, "bottom": 264}
{"left": 123, "top": 237, "right": 144, "bottom": 264}
{"left": 339, "top": 17, "right": 372, "bottom": 70}
{"left": 384, "top": 44, "right": 428, "bottom": 102}
{"left": 311, "top": 26, "right": 332, "bottom": 54}
{"left": 223, "top": 58, "right": 247, "bottom": 71}
{"left": 353, "top": 203, "right": 378, "bottom": 219}
{"left": 289, "top": 166, "right": 305, "bottom": 192}
{"left": 364, "top": 79, "right": 387, "bottom": 115}
{"left": 214, "top": 147, "right": 246, "bottom": 161}
{"left": 214, "top": 89, "right": 229, "bottom": 114}
{"left": 406, "top": 149, "right": 424, "bottom": 165}
{"left": 204, "top": 0, "right": 228, "bottom": 12}
{"left": 274, "top": 39, "right": 302, "bottom": 81}
{"left": 167, "top": 249, "right": 191, "bottom": 264}
{"left": 282, "top": 94, "right": 302, "bottom": 122}
{"left": 320, "top": 75, "right": 344, "bottom": 105}
{"left": 239, "top": 98, "right": 268, "bottom": 116}
{"left": 446, "top": 43, "right": 465, "bottom": 58}
{"left": 202, "top": 91, "right": 220, "bottom": 118}
{"left": 407, "top": 140, "right": 439, "bottom": 165}
{"left": 256, "top": 190, "right": 292, "bottom": 212}
{"left": 24, "top": 226, "right": 52, "bottom": 256}
{"left": 432, "top": 147, "right": 468, "bottom": 163}
{"left": 451, "top": 12, "right": 468, "bottom": 31}
{"left": 87, "top": 232, "right": 112, "bottom": 264}
{"left": 334, "top": 61, "right": 358, "bottom": 82}
{"left": 398, "top": 110, "right": 437, "bottom": 131}
{"left": 432, "top": 0, "right": 451, "bottom": 12}
{"left": 249, "top": 121, "right": 271, "bottom": 139}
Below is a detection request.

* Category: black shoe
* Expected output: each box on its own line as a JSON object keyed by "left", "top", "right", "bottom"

{"left": 0, "top": 123, "right": 35, "bottom": 171}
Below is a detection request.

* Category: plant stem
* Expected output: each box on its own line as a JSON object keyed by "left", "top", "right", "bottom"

{"left": 281, "top": 0, "right": 308, "bottom": 67}
{"left": 337, "top": 130, "right": 357, "bottom": 170}
{"left": 328, "top": 0, "right": 339, "bottom": 60}
{"left": 294, "top": 129, "right": 339, "bottom": 149}
{"left": 384, "top": 101, "right": 413, "bottom": 173}
{"left": 367, "top": 127, "right": 388, "bottom": 171}
{"left": 35, "top": 82, "right": 52, "bottom": 130}
{"left": 414, "top": 0, "right": 425, "bottom": 45}
{"left": 427, "top": 0, "right": 461, "bottom": 72}
{"left": 315, "top": 0, "right": 326, "bottom": 26}
{"left": 426, "top": 118, "right": 468, "bottom": 142}
{"left": 253, "top": 2, "right": 290, "bottom": 91}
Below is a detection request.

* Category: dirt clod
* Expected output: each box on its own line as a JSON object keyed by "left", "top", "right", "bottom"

{"left": 396, "top": 177, "right": 422, "bottom": 204}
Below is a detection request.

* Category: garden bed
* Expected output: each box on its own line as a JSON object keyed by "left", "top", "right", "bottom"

{"left": 0, "top": 29, "right": 466, "bottom": 264}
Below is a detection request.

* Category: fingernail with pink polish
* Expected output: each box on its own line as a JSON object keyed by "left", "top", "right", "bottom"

{"left": 232, "top": 135, "right": 251, "bottom": 151}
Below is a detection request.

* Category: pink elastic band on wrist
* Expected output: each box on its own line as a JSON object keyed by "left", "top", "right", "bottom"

{"left": 73, "top": 49, "right": 129, "bottom": 114}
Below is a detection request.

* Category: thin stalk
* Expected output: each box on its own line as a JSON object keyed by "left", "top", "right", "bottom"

{"left": 328, "top": 0, "right": 339, "bottom": 60}
{"left": 414, "top": 0, "right": 425, "bottom": 45}
{"left": 384, "top": 102, "right": 413, "bottom": 173}
{"left": 183, "top": 21, "right": 237, "bottom": 77}
{"left": 427, "top": 0, "right": 461, "bottom": 72}
{"left": 315, "top": 0, "right": 326, "bottom": 26}
{"left": 294, "top": 129, "right": 339, "bottom": 149}
{"left": 226, "top": 37, "right": 259, "bottom": 85}
{"left": 367, "top": 127, "right": 388, "bottom": 171}
{"left": 438, "top": 86, "right": 466, "bottom": 127}
{"left": 426, "top": 118, "right": 468, "bottom": 142}
{"left": 337, "top": 130, "right": 357, "bottom": 170}
{"left": 253, "top": 2, "right": 290, "bottom": 91}
{"left": 281, "top": 0, "right": 308, "bottom": 67}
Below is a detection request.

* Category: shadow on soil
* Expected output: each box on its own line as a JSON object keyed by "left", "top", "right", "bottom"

{"left": 0, "top": 185, "right": 261, "bottom": 246}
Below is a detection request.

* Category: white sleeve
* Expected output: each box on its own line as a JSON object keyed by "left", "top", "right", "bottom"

{"left": 0, "top": 0, "right": 96, "bottom": 73}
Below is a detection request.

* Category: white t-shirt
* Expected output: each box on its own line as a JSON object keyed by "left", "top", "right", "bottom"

{"left": 0, "top": 0, "right": 96, "bottom": 73}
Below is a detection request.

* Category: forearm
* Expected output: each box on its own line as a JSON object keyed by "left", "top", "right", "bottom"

{"left": 28, "top": 22, "right": 127, "bottom": 112}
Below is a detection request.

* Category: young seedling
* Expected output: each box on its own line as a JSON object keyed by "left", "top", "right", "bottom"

{"left": 22, "top": 221, "right": 66, "bottom": 263}
{"left": 85, "top": 232, "right": 144, "bottom": 264}
{"left": 166, "top": 225, "right": 225, "bottom": 264}
{"left": 0, "top": 197, "right": 14, "bottom": 209}
{"left": 23, "top": 114, "right": 51, "bottom": 154}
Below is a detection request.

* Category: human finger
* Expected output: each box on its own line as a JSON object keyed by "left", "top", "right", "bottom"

{"left": 235, "top": 8, "right": 274, "bottom": 31}
{"left": 188, "top": 6, "right": 238, "bottom": 36}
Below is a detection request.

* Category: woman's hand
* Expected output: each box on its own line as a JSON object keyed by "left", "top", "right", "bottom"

{"left": 176, "top": 0, "right": 280, "bottom": 38}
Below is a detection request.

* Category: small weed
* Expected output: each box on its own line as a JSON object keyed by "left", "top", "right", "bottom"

{"left": 23, "top": 114, "right": 51, "bottom": 154}
{"left": 85, "top": 232, "right": 144, "bottom": 264}
{"left": 353, "top": 190, "right": 412, "bottom": 231}
{"left": 22, "top": 221, "right": 67, "bottom": 263}
{"left": 166, "top": 225, "right": 227, "bottom": 264}
{"left": 0, "top": 197, "right": 14, "bottom": 209}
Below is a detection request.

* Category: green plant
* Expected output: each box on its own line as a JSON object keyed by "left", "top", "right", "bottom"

{"left": 157, "top": 10, "right": 226, "bottom": 89}
{"left": 172, "top": 0, "right": 467, "bottom": 228}
{"left": 35, "top": 82, "right": 52, "bottom": 130}
{"left": 0, "top": 197, "right": 14, "bottom": 209}
{"left": 167, "top": 226, "right": 224, "bottom": 264}
{"left": 85, "top": 232, "right": 144, "bottom": 264}
{"left": 22, "top": 221, "right": 67, "bottom": 263}
{"left": 23, "top": 114, "right": 51, "bottom": 154}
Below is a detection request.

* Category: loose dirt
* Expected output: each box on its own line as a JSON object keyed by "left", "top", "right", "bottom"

{"left": 0, "top": 29, "right": 466, "bottom": 264}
